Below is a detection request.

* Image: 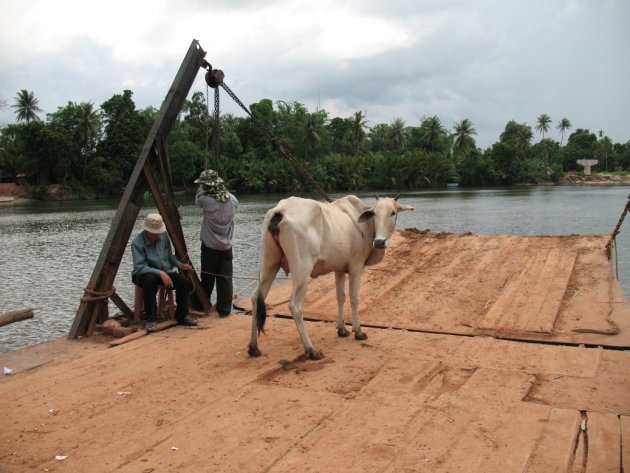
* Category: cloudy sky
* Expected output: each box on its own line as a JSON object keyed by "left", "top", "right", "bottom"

{"left": 0, "top": 0, "right": 628, "bottom": 148}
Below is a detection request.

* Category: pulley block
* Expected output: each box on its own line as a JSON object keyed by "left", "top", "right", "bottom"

{"left": 206, "top": 69, "right": 225, "bottom": 88}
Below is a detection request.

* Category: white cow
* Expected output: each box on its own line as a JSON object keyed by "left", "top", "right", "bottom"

{"left": 248, "top": 195, "right": 414, "bottom": 360}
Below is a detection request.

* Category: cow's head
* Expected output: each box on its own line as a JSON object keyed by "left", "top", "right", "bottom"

{"left": 358, "top": 195, "right": 414, "bottom": 249}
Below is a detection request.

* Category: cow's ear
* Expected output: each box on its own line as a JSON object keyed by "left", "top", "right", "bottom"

{"left": 358, "top": 209, "right": 375, "bottom": 223}
{"left": 395, "top": 203, "right": 414, "bottom": 213}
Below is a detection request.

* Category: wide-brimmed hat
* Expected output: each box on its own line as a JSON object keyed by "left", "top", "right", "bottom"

{"left": 194, "top": 169, "right": 222, "bottom": 185}
{"left": 194, "top": 169, "right": 230, "bottom": 202}
{"left": 143, "top": 213, "right": 166, "bottom": 234}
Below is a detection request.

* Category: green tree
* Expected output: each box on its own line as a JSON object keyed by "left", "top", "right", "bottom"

{"left": 457, "top": 150, "right": 499, "bottom": 187}
{"left": 96, "top": 90, "right": 146, "bottom": 193}
{"left": 275, "top": 100, "right": 307, "bottom": 151}
{"left": 367, "top": 123, "right": 391, "bottom": 153}
{"left": 500, "top": 120, "right": 533, "bottom": 155}
{"left": 13, "top": 89, "right": 43, "bottom": 123}
{"left": 535, "top": 114, "right": 552, "bottom": 140}
{"left": 350, "top": 111, "right": 368, "bottom": 157}
{"left": 389, "top": 117, "right": 406, "bottom": 152}
{"left": 596, "top": 135, "right": 613, "bottom": 171}
{"left": 452, "top": 118, "right": 477, "bottom": 159}
{"left": 556, "top": 117, "right": 571, "bottom": 146}
{"left": 489, "top": 142, "right": 523, "bottom": 184}
{"left": 76, "top": 102, "right": 101, "bottom": 181}
{"left": 561, "top": 128, "right": 598, "bottom": 172}
{"left": 3, "top": 121, "right": 70, "bottom": 185}
{"left": 237, "top": 98, "right": 275, "bottom": 162}
{"left": 420, "top": 115, "right": 447, "bottom": 153}
{"left": 181, "top": 90, "right": 210, "bottom": 147}
{"left": 301, "top": 109, "right": 328, "bottom": 161}
{"left": 614, "top": 142, "right": 630, "bottom": 170}
{"left": 47, "top": 101, "right": 96, "bottom": 185}
{"left": 327, "top": 117, "right": 353, "bottom": 154}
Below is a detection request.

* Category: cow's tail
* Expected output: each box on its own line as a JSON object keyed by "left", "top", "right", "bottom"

{"left": 254, "top": 290, "right": 267, "bottom": 334}
{"left": 253, "top": 210, "right": 284, "bottom": 335}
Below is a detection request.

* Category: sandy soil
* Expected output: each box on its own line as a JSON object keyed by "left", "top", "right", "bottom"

{"left": 1, "top": 229, "right": 629, "bottom": 472}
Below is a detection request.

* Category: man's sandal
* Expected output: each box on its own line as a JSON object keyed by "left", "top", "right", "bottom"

{"left": 146, "top": 322, "right": 158, "bottom": 333}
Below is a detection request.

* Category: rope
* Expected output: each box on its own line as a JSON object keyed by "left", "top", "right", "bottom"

{"left": 81, "top": 287, "right": 115, "bottom": 302}
{"left": 183, "top": 268, "right": 290, "bottom": 299}
{"left": 219, "top": 81, "right": 333, "bottom": 203}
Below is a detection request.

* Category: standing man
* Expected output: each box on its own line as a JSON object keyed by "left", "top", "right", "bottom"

{"left": 131, "top": 213, "right": 198, "bottom": 332}
{"left": 195, "top": 169, "right": 238, "bottom": 317}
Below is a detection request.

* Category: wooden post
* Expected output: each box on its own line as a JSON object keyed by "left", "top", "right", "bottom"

{"left": 69, "top": 39, "right": 209, "bottom": 339}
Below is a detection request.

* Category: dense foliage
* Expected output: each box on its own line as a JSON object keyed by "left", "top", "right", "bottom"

{"left": 1, "top": 89, "right": 629, "bottom": 198}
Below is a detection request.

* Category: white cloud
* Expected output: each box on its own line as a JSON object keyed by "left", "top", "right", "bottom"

{"left": 0, "top": 0, "right": 628, "bottom": 148}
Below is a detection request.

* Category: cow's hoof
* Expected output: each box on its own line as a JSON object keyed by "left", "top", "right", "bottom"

{"left": 354, "top": 331, "right": 368, "bottom": 340}
{"left": 337, "top": 327, "right": 350, "bottom": 338}
{"left": 307, "top": 350, "right": 324, "bottom": 360}
{"left": 248, "top": 346, "right": 262, "bottom": 357}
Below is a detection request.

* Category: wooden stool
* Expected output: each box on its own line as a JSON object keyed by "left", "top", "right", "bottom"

{"left": 133, "top": 286, "right": 175, "bottom": 322}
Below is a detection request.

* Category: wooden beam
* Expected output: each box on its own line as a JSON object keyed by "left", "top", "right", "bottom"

{"left": 0, "top": 308, "right": 34, "bottom": 328}
{"left": 109, "top": 292, "right": 134, "bottom": 319}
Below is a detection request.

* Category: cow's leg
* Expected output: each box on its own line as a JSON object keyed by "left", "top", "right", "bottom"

{"left": 335, "top": 271, "right": 350, "bottom": 337}
{"left": 349, "top": 267, "right": 367, "bottom": 340}
{"left": 289, "top": 272, "right": 322, "bottom": 360}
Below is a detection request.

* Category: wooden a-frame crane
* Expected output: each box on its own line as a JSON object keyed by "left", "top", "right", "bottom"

{"left": 69, "top": 40, "right": 212, "bottom": 338}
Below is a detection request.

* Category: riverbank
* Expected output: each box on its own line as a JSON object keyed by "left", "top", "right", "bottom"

{"left": 560, "top": 171, "right": 630, "bottom": 185}
{"left": 1, "top": 172, "right": 630, "bottom": 206}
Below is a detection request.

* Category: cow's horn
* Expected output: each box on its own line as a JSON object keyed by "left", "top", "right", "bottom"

{"left": 373, "top": 194, "right": 380, "bottom": 201}
{"left": 393, "top": 194, "right": 400, "bottom": 201}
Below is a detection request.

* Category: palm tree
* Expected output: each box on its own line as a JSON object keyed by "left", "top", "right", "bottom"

{"left": 452, "top": 118, "right": 477, "bottom": 158}
{"left": 389, "top": 117, "right": 406, "bottom": 152}
{"left": 556, "top": 117, "right": 571, "bottom": 146}
{"left": 597, "top": 135, "right": 612, "bottom": 171}
{"left": 301, "top": 110, "right": 326, "bottom": 160}
{"left": 535, "top": 114, "right": 552, "bottom": 140}
{"left": 76, "top": 102, "right": 101, "bottom": 182}
{"left": 12, "top": 89, "right": 43, "bottom": 123}
{"left": 350, "top": 111, "right": 368, "bottom": 157}
{"left": 421, "top": 115, "right": 445, "bottom": 152}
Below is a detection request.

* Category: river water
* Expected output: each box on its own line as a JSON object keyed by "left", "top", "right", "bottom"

{"left": 1, "top": 185, "right": 629, "bottom": 353}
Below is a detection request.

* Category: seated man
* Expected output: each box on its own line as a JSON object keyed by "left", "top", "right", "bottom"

{"left": 131, "top": 213, "right": 197, "bottom": 332}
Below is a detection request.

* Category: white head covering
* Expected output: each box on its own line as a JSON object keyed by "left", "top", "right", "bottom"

{"left": 143, "top": 213, "right": 166, "bottom": 234}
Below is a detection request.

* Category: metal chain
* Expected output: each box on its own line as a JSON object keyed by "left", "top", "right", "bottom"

{"left": 219, "top": 81, "right": 332, "bottom": 203}
{"left": 605, "top": 194, "right": 630, "bottom": 266}
{"left": 213, "top": 87, "right": 220, "bottom": 171}
{"left": 205, "top": 83, "right": 210, "bottom": 170}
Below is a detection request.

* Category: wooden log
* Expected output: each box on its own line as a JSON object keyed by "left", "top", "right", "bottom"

{"left": 109, "top": 320, "right": 177, "bottom": 347}
{"left": 0, "top": 308, "right": 34, "bottom": 328}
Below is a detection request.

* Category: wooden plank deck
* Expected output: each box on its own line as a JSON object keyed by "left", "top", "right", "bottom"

{"left": 0, "top": 230, "right": 628, "bottom": 472}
